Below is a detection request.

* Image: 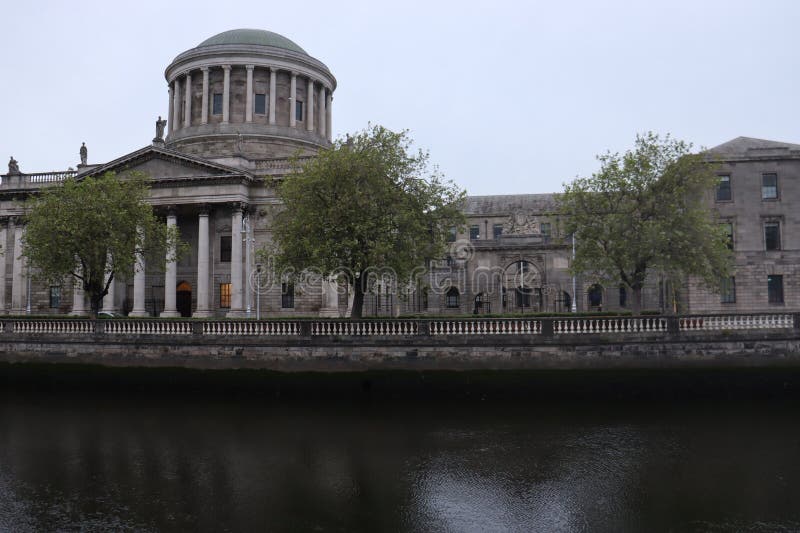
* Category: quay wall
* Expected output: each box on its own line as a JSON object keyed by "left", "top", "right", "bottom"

{"left": 0, "top": 314, "right": 798, "bottom": 372}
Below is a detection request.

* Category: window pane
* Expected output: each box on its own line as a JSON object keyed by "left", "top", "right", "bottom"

{"left": 716, "top": 175, "right": 731, "bottom": 201}
{"left": 282, "top": 282, "right": 294, "bottom": 308}
{"left": 765, "top": 223, "right": 780, "bottom": 251}
{"left": 220, "top": 283, "right": 231, "bottom": 308}
{"left": 762, "top": 173, "right": 778, "bottom": 199}
{"left": 493, "top": 224, "right": 503, "bottom": 239}
{"left": 220, "top": 236, "right": 232, "bottom": 262}
{"left": 50, "top": 286, "right": 61, "bottom": 308}
{"left": 619, "top": 286, "right": 627, "bottom": 307}
{"left": 767, "top": 275, "right": 784, "bottom": 304}
{"left": 254, "top": 93, "right": 266, "bottom": 115}
{"left": 469, "top": 225, "right": 480, "bottom": 240}
{"left": 295, "top": 101, "right": 304, "bottom": 121}
{"left": 212, "top": 93, "right": 223, "bottom": 115}
{"left": 447, "top": 227, "right": 457, "bottom": 243}
{"left": 721, "top": 222, "right": 734, "bottom": 249}
{"left": 446, "top": 287, "right": 459, "bottom": 308}
{"left": 721, "top": 277, "right": 736, "bottom": 303}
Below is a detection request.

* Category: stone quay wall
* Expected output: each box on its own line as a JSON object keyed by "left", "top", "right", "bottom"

{"left": 0, "top": 313, "right": 798, "bottom": 372}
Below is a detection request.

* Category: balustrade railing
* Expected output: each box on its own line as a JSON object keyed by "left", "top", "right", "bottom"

{"left": 430, "top": 319, "right": 541, "bottom": 335}
{"left": 554, "top": 317, "right": 667, "bottom": 335}
{"left": 679, "top": 314, "right": 793, "bottom": 331}
{"left": 0, "top": 313, "right": 795, "bottom": 338}
{"left": 104, "top": 320, "right": 193, "bottom": 335}
{"left": 27, "top": 171, "right": 77, "bottom": 183}
{"left": 204, "top": 321, "right": 300, "bottom": 336}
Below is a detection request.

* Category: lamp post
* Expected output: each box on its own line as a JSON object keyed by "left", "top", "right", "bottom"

{"left": 571, "top": 233, "right": 577, "bottom": 313}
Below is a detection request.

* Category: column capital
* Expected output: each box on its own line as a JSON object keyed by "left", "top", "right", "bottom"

{"left": 269, "top": 66, "right": 277, "bottom": 73}
{"left": 222, "top": 64, "right": 232, "bottom": 71}
{"left": 0, "top": 216, "right": 10, "bottom": 227}
{"left": 290, "top": 71, "right": 298, "bottom": 77}
{"left": 198, "top": 203, "right": 212, "bottom": 216}
{"left": 165, "top": 205, "right": 178, "bottom": 218}
{"left": 231, "top": 201, "right": 249, "bottom": 213}
{"left": 246, "top": 64, "right": 255, "bottom": 71}
{"left": 200, "top": 66, "right": 209, "bottom": 73}
{"left": 10, "top": 216, "right": 24, "bottom": 226}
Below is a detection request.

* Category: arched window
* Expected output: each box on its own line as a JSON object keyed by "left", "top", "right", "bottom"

{"left": 446, "top": 287, "right": 460, "bottom": 308}
{"left": 473, "top": 292, "right": 490, "bottom": 314}
{"left": 588, "top": 284, "right": 603, "bottom": 308}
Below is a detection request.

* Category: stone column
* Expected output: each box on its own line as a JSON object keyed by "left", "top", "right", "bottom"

{"left": 245, "top": 65, "right": 254, "bottom": 123}
{"left": 222, "top": 65, "right": 231, "bottom": 124}
{"left": 101, "top": 267, "right": 115, "bottom": 313}
{"left": 71, "top": 263, "right": 87, "bottom": 316}
{"left": 167, "top": 85, "right": 174, "bottom": 135}
{"left": 326, "top": 91, "right": 332, "bottom": 141}
{"left": 0, "top": 220, "right": 6, "bottom": 314}
{"left": 306, "top": 78, "right": 315, "bottom": 132}
{"left": 318, "top": 86, "right": 326, "bottom": 139}
{"left": 161, "top": 208, "right": 179, "bottom": 317}
{"left": 172, "top": 78, "right": 181, "bottom": 131}
{"left": 129, "top": 228, "right": 147, "bottom": 317}
{"left": 201, "top": 67, "right": 209, "bottom": 125}
{"left": 183, "top": 72, "right": 192, "bottom": 128}
{"left": 194, "top": 207, "right": 212, "bottom": 317}
{"left": 289, "top": 72, "right": 297, "bottom": 128}
{"left": 268, "top": 67, "right": 277, "bottom": 125}
{"left": 227, "top": 203, "right": 244, "bottom": 317}
{"left": 10, "top": 220, "right": 26, "bottom": 314}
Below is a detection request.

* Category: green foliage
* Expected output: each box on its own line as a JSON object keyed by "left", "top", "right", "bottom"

{"left": 22, "top": 172, "right": 182, "bottom": 314}
{"left": 558, "top": 132, "right": 732, "bottom": 312}
{"left": 266, "top": 124, "right": 466, "bottom": 317}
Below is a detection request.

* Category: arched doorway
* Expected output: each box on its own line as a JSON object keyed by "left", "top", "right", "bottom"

{"left": 502, "top": 260, "right": 543, "bottom": 313}
{"left": 176, "top": 281, "right": 192, "bottom": 317}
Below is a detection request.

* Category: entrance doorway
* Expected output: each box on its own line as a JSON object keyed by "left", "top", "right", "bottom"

{"left": 177, "top": 281, "right": 192, "bottom": 317}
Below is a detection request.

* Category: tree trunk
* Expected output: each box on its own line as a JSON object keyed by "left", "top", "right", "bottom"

{"left": 350, "top": 276, "right": 365, "bottom": 318}
{"left": 631, "top": 285, "right": 643, "bottom": 315}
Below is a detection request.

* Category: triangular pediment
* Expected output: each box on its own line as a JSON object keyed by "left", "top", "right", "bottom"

{"left": 79, "top": 145, "right": 254, "bottom": 182}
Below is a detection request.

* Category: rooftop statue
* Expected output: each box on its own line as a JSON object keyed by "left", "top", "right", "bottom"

{"left": 8, "top": 156, "right": 19, "bottom": 175}
{"left": 155, "top": 116, "right": 167, "bottom": 141}
{"left": 80, "top": 142, "right": 88, "bottom": 165}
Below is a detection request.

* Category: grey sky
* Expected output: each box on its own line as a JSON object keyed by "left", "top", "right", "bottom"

{"left": 1, "top": 0, "right": 798, "bottom": 195}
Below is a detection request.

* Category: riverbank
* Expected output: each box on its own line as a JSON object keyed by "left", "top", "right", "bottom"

{"left": 3, "top": 362, "right": 800, "bottom": 402}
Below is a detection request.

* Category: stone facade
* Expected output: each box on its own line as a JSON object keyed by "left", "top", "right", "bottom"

{"left": 0, "top": 30, "right": 796, "bottom": 317}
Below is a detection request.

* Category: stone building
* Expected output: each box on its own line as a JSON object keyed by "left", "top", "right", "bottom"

{"left": 0, "top": 29, "right": 797, "bottom": 317}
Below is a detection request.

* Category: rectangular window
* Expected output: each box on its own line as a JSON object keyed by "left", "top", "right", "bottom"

{"left": 281, "top": 282, "right": 295, "bottom": 308}
{"left": 765, "top": 222, "right": 781, "bottom": 251}
{"left": 721, "top": 222, "right": 734, "bottom": 250}
{"left": 540, "top": 222, "right": 551, "bottom": 243}
{"left": 219, "top": 283, "right": 231, "bottom": 308}
{"left": 254, "top": 93, "right": 266, "bottom": 115}
{"left": 721, "top": 276, "right": 736, "bottom": 304}
{"left": 49, "top": 286, "right": 61, "bottom": 308}
{"left": 767, "top": 275, "right": 784, "bottom": 304}
{"left": 493, "top": 224, "right": 503, "bottom": 239}
{"left": 762, "top": 173, "right": 778, "bottom": 199}
{"left": 716, "top": 175, "right": 732, "bottom": 201}
{"left": 295, "top": 100, "right": 304, "bottom": 121}
{"left": 447, "top": 226, "right": 457, "bottom": 243}
{"left": 469, "top": 225, "right": 480, "bottom": 240}
{"left": 220, "top": 236, "right": 232, "bottom": 262}
{"left": 212, "top": 93, "right": 223, "bottom": 115}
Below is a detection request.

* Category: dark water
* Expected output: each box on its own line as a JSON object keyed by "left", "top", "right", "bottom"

{"left": 1, "top": 390, "right": 800, "bottom": 532}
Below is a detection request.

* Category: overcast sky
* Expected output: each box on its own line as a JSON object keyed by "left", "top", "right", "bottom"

{"left": 1, "top": 0, "right": 798, "bottom": 195}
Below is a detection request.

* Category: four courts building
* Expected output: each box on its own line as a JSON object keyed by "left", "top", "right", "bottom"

{"left": 1, "top": 29, "right": 798, "bottom": 317}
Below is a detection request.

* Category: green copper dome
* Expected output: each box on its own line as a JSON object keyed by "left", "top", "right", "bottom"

{"left": 198, "top": 29, "right": 307, "bottom": 54}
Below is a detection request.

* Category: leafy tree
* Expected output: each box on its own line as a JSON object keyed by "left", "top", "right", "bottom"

{"left": 22, "top": 172, "right": 182, "bottom": 315}
{"left": 558, "top": 132, "right": 732, "bottom": 313}
{"left": 267, "top": 125, "right": 465, "bottom": 317}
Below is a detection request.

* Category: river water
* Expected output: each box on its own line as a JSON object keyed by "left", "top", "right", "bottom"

{"left": 1, "top": 388, "right": 800, "bottom": 532}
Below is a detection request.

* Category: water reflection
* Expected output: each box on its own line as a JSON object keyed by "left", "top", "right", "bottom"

{"left": 1, "top": 393, "right": 799, "bottom": 531}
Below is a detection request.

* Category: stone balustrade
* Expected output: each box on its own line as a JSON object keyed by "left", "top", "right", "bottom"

{"left": 1, "top": 313, "right": 796, "bottom": 338}
{"left": 0, "top": 171, "right": 78, "bottom": 189}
